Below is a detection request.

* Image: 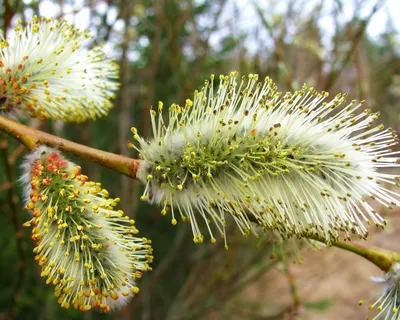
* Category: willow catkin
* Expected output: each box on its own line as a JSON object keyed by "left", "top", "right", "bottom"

{"left": 21, "top": 146, "right": 152, "bottom": 312}
{"left": 131, "top": 72, "right": 400, "bottom": 247}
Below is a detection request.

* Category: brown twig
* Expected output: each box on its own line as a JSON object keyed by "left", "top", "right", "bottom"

{"left": 117, "top": 0, "right": 135, "bottom": 216}
{"left": 3, "top": 0, "right": 20, "bottom": 37}
{"left": 133, "top": 227, "right": 188, "bottom": 314}
{"left": 141, "top": 0, "right": 162, "bottom": 138}
{"left": 283, "top": 258, "right": 301, "bottom": 309}
{"left": 348, "top": 23, "right": 366, "bottom": 101}
{"left": 322, "top": 0, "right": 386, "bottom": 91}
{"left": 8, "top": 144, "right": 26, "bottom": 164}
{"left": 179, "top": 257, "right": 279, "bottom": 320}
{"left": 244, "top": 213, "right": 400, "bottom": 272}
{"left": 0, "top": 181, "right": 12, "bottom": 192}
{"left": 0, "top": 115, "right": 140, "bottom": 178}
{"left": 181, "top": 0, "right": 227, "bottom": 100}
{"left": 254, "top": 2, "right": 294, "bottom": 91}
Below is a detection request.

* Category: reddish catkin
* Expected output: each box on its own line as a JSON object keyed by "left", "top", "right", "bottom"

{"left": 21, "top": 146, "right": 152, "bottom": 312}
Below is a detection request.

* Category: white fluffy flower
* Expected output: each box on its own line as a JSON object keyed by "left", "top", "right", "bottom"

{"left": 131, "top": 72, "right": 400, "bottom": 246}
{"left": 365, "top": 263, "right": 400, "bottom": 319}
{"left": 22, "top": 146, "right": 152, "bottom": 312}
{"left": 0, "top": 16, "right": 119, "bottom": 122}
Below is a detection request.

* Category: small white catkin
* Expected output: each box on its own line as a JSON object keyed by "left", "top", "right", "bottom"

{"left": 0, "top": 16, "right": 119, "bottom": 122}
{"left": 22, "top": 146, "right": 153, "bottom": 312}
{"left": 364, "top": 263, "right": 400, "bottom": 319}
{"left": 131, "top": 72, "right": 400, "bottom": 247}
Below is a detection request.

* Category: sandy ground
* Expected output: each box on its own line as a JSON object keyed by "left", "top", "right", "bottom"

{"left": 241, "top": 210, "right": 400, "bottom": 320}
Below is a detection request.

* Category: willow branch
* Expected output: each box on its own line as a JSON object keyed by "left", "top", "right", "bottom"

{"left": 322, "top": 0, "right": 386, "bottom": 91}
{"left": 0, "top": 115, "right": 140, "bottom": 177}
{"left": 0, "top": 115, "right": 398, "bottom": 272}
{"left": 330, "top": 240, "right": 400, "bottom": 272}
{"left": 254, "top": 222, "right": 400, "bottom": 272}
{"left": 298, "top": 231, "right": 400, "bottom": 272}
{"left": 283, "top": 258, "right": 301, "bottom": 309}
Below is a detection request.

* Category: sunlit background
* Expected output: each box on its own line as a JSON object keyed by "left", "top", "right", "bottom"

{"left": 0, "top": 0, "right": 399, "bottom": 319}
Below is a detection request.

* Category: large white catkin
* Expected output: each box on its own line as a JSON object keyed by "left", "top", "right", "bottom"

{"left": 131, "top": 72, "right": 400, "bottom": 247}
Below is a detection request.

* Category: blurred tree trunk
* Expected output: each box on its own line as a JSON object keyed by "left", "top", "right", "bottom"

{"left": 117, "top": 0, "right": 136, "bottom": 218}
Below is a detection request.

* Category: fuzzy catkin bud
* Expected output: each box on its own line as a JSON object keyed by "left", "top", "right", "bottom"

{"left": 0, "top": 16, "right": 119, "bottom": 122}
{"left": 131, "top": 72, "right": 400, "bottom": 247}
{"left": 21, "top": 146, "right": 152, "bottom": 312}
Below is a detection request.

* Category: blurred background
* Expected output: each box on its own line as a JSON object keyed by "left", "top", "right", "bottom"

{"left": 0, "top": 0, "right": 400, "bottom": 319}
